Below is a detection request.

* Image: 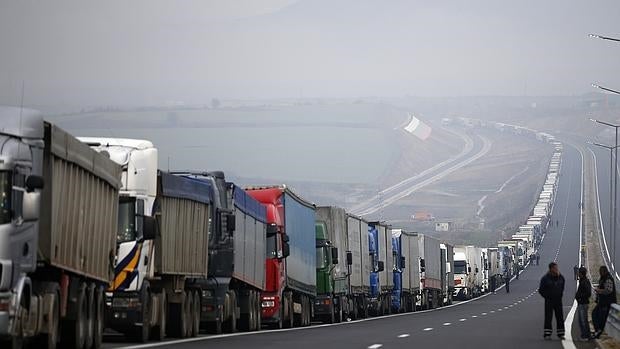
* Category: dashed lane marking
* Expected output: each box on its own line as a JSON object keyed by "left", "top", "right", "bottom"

{"left": 459, "top": 318, "right": 467, "bottom": 322}
{"left": 423, "top": 328, "right": 434, "bottom": 331}
{"left": 397, "top": 334, "right": 410, "bottom": 338}
{"left": 368, "top": 344, "right": 383, "bottom": 349}
{"left": 443, "top": 322, "right": 452, "bottom": 326}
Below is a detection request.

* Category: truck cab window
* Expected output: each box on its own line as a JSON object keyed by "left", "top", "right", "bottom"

{"left": 118, "top": 197, "right": 136, "bottom": 243}
{"left": 454, "top": 261, "right": 467, "bottom": 274}
{"left": 316, "top": 246, "right": 329, "bottom": 269}
{"left": 0, "top": 171, "right": 11, "bottom": 224}
{"left": 135, "top": 199, "right": 145, "bottom": 239}
{"left": 11, "top": 172, "right": 25, "bottom": 219}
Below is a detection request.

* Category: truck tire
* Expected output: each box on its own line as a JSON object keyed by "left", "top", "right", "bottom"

{"left": 151, "top": 291, "right": 166, "bottom": 341}
{"left": 328, "top": 301, "right": 335, "bottom": 324}
{"left": 240, "top": 290, "right": 254, "bottom": 331}
{"left": 92, "top": 286, "right": 104, "bottom": 349}
{"left": 131, "top": 283, "right": 151, "bottom": 342}
{"left": 248, "top": 290, "right": 256, "bottom": 331}
{"left": 62, "top": 282, "right": 86, "bottom": 349}
{"left": 185, "top": 290, "right": 193, "bottom": 337}
{"left": 336, "top": 300, "right": 343, "bottom": 323}
{"left": 191, "top": 291, "right": 200, "bottom": 337}
{"left": 255, "top": 292, "right": 262, "bottom": 330}
{"left": 224, "top": 291, "right": 237, "bottom": 333}
{"left": 85, "top": 284, "right": 95, "bottom": 348}
{"left": 286, "top": 295, "right": 294, "bottom": 328}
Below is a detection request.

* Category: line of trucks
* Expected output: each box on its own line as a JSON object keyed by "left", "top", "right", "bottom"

{"left": 0, "top": 109, "right": 561, "bottom": 348}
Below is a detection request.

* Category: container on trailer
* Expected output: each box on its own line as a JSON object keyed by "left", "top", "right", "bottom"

{"left": 316, "top": 206, "right": 349, "bottom": 294}
{"left": 418, "top": 234, "right": 441, "bottom": 291}
{"left": 283, "top": 191, "right": 317, "bottom": 295}
{"left": 347, "top": 214, "right": 370, "bottom": 292}
{"left": 39, "top": 122, "right": 121, "bottom": 282}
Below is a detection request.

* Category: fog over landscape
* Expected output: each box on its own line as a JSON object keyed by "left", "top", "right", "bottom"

{"left": 2, "top": 0, "right": 620, "bottom": 242}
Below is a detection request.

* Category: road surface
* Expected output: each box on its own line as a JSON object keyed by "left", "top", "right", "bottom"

{"left": 104, "top": 145, "right": 589, "bottom": 349}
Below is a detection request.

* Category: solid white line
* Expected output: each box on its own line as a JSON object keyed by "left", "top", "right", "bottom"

{"left": 561, "top": 143, "right": 583, "bottom": 349}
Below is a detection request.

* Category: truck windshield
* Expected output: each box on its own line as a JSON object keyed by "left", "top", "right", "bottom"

{"left": 454, "top": 260, "right": 467, "bottom": 274}
{"left": 316, "top": 246, "right": 329, "bottom": 269}
{"left": 0, "top": 171, "right": 11, "bottom": 224}
{"left": 266, "top": 234, "right": 278, "bottom": 259}
{"left": 117, "top": 197, "right": 136, "bottom": 243}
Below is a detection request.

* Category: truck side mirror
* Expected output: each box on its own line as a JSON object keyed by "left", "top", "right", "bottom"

{"left": 420, "top": 258, "right": 425, "bottom": 272}
{"left": 331, "top": 247, "right": 339, "bottom": 264}
{"left": 226, "top": 213, "right": 236, "bottom": 232}
{"left": 400, "top": 256, "right": 406, "bottom": 269}
{"left": 468, "top": 267, "right": 472, "bottom": 273}
{"left": 377, "top": 261, "right": 385, "bottom": 272}
{"left": 282, "top": 233, "right": 290, "bottom": 243}
{"left": 346, "top": 251, "right": 353, "bottom": 266}
{"left": 475, "top": 267, "right": 479, "bottom": 273}
{"left": 22, "top": 191, "right": 40, "bottom": 222}
{"left": 142, "top": 216, "right": 157, "bottom": 240}
{"left": 25, "top": 175, "right": 44, "bottom": 192}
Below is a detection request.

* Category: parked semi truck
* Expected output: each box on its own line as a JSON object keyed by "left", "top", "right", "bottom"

{"left": 175, "top": 172, "right": 267, "bottom": 334}
{"left": 246, "top": 186, "right": 316, "bottom": 328}
{"left": 453, "top": 246, "right": 483, "bottom": 300}
{"left": 390, "top": 229, "right": 420, "bottom": 313}
{"left": 314, "top": 206, "right": 351, "bottom": 323}
{"left": 417, "top": 234, "right": 443, "bottom": 309}
{"left": 368, "top": 222, "right": 391, "bottom": 315}
{"left": 369, "top": 222, "right": 390, "bottom": 315}
{"left": 1, "top": 110, "right": 121, "bottom": 349}
{"left": 345, "top": 214, "right": 371, "bottom": 319}
{"left": 440, "top": 243, "right": 454, "bottom": 305}
{"left": 80, "top": 138, "right": 212, "bottom": 341}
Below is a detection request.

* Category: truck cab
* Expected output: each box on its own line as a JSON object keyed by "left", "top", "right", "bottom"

{"left": 314, "top": 221, "right": 342, "bottom": 323}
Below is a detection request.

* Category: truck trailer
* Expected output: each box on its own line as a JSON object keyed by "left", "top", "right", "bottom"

{"left": 246, "top": 186, "right": 316, "bottom": 328}
{"left": 1, "top": 111, "right": 121, "bottom": 349}
{"left": 80, "top": 138, "right": 213, "bottom": 341}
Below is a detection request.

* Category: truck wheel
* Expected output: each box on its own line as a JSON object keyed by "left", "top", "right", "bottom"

{"left": 132, "top": 283, "right": 151, "bottom": 342}
{"left": 224, "top": 292, "right": 237, "bottom": 333}
{"left": 192, "top": 291, "right": 200, "bottom": 337}
{"left": 287, "top": 295, "right": 294, "bottom": 328}
{"left": 255, "top": 292, "right": 262, "bottom": 331}
{"left": 328, "top": 301, "right": 335, "bottom": 324}
{"left": 92, "top": 286, "right": 103, "bottom": 349}
{"left": 185, "top": 290, "right": 193, "bottom": 337}
{"left": 151, "top": 291, "right": 166, "bottom": 341}
{"left": 240, "top": 291, "right": 253, "bottom": 331}
{"left": 276, "top": 299, "right": 284, "bottom": 329}
{"left": 62, "top": 282, "right": 86, "bottom": 349}
{"left": 85, "top": 284, "right": 95, "bottom": 349}
{"left": 248, "top": 290, "right": 256, "bottom": 331}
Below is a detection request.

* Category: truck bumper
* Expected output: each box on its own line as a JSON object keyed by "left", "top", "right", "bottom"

{"left": 260, "top": 293, "right": 281, "bottom": 324}
{"left": 105, "top": 293, "right": 143, "bottom": 330}
{"left": 313, "top": 295, "right": 334, "bottom": 316}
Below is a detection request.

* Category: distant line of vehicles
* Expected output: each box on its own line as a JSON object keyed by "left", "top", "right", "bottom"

{"left": 0, "top": 109, "right": 561, "bottom": 348}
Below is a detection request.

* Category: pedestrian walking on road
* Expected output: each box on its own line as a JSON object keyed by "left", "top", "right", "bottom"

{"left": 573, "top": 265, "right": 579, "bottom": 281}
{"left": 505, "top": 272, "right": 510, "bottom": 293}
{"left": 575, "top": 267, "right": 593, "bottom": 341}
{"left": 536, "top": 253, "right": 540, "bottom": 266}
{"left": 539, "top": 262, "right": 565, "bottom": 340}
{"left": 592, "top": 265, "right": 617, "bottom": 338}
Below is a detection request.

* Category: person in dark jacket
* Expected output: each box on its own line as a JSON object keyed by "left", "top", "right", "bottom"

{"left": 575, "top": 267, "right": 592, "bottom": 341}
{"left": 592, "top": 265, "right": 617, "bottom": 338}
{"left": 539, "top": 262, "right": 565, "bottom": 340}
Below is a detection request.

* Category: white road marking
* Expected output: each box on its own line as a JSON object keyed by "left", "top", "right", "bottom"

{"left": 481, "top": 312, "right": 487, "bottom": 315}
{"left": 368, "top": 344, "right": 383, "bottom": 349}
{"left": 471, "top": 315, "right": 478, "bottom": 318}
{"left": 443, "top": 322, "right": 452, "bottom": 326}
{"left": 490, "top": 310, "right": 495, "bottom": 313}
{"left": 459, "top": 318, "right": 467, "bottom": 322}
{"left": 397, "top": 334, "right": 410, "bottom": 338}
{"left": 423, "top": 327, "right": 434, "bottom": 331}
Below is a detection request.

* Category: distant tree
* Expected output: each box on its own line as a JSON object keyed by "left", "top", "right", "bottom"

{"left": 211, "top": 98, "right": 221, "bottom": 109}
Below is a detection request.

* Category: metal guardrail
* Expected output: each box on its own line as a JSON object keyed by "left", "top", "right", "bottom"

{"left": 606, "top": 303, "right": 620, "bottom": 340}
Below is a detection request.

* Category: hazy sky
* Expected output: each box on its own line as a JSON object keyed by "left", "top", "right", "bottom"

{"left": 1, "top": 0, "right": 619, "bottom": 108}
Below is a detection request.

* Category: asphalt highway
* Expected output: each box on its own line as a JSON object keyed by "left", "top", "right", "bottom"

{"left": 103, "top": 143, "right": 590, "bottom": 349}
